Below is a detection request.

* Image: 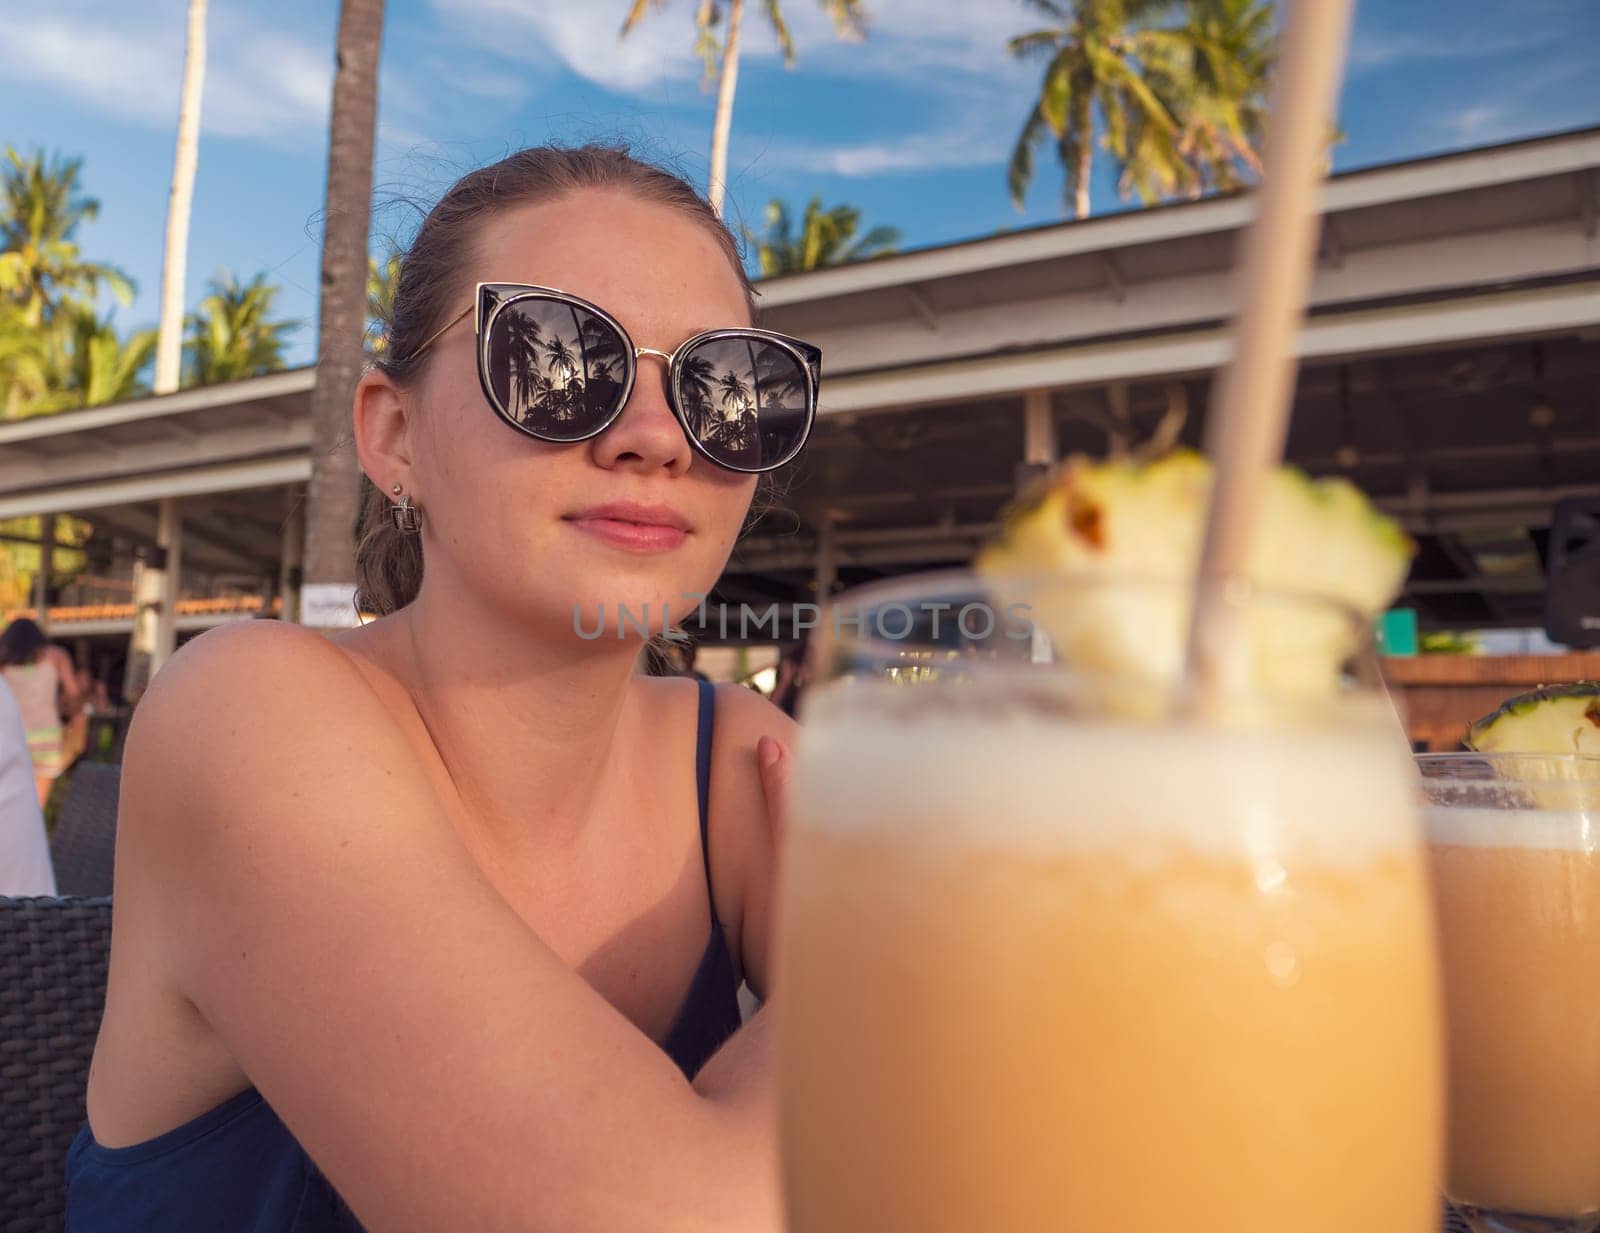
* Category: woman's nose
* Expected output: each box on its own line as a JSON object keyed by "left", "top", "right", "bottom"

{"left": 588, "top": 351, "right": 693, "bottom": 476}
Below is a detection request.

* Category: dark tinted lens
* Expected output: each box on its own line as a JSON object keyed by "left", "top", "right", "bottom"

{"left": 484, "top": 297, "right": 629, "bottom": 440}
{"left": 676, "top": 335, "right": 810, "bottom": 469}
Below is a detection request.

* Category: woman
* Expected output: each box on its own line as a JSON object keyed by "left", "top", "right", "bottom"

{"left": 0, "top": 617, "right": 85, "bottom": 805}
{"left": 0, "top": 674, "right": 57, "bottom": 895}
{"left": 68, "top": 146, "right": 806, "bottom": 1233}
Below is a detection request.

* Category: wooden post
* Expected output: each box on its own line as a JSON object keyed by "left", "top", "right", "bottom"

{"left": 33, "top": 514, "right": 55, "bottom": 632}
{"left": 153, "top": 499, "right": 183, "bottom": 676}
{"left": 1018, "top": 388, "right": 1058, "bottom": 492}
{"left": 278, "top": 488, "right": 305, "bottom": 623}
{"left": 1106, "top": 381, "right": 1130, "bottom": 456}
{"left": 813, "top": 515, "right": 837, "bottom": 602}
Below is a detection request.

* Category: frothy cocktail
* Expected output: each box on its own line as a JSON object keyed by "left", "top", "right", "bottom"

{"left": 779, "top": 671, "right": 1442, "bottom": 1233}
{"left": 1421, "top": 759, "right": 1600, "bottom": 1225}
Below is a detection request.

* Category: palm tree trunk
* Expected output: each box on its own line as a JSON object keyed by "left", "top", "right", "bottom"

{"left": 153, "top": 0, "right": 206, "bottom": 395}
{"left": 706, "top": 0, "right": 745, "bottom": 217}
{"left": 569, "top": 304, "right": 589, "bottom": 392}
{"left": 1072, "top": 94, "right": 1093, "bottom": 220}
{"left": 744, "top": 337, "right": 762, "bottom": 415}
{"left": 303, "top": 0, "right": 385, "bottom": 628}
{"left": 125, "top": 0, "right": 206, "bottom": 701}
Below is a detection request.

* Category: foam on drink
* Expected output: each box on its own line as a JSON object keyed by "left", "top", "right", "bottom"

{"left": 778, "top": 677, "right": 1442, "bottom": 1233}
{"left": 794, "top": 680, "right": 1418, "bottom": 863}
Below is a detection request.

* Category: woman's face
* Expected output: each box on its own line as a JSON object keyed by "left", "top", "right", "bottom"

{"left": 401, "top": 189, "right": 760, "bottom": 641}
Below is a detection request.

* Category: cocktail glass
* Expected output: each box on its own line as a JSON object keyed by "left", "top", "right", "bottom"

{"left": 1420, "top": 752, "right": 1600, "bottom": 1233}
{"left": 775, "top": 570, "right": 1443, "bottom": 1233}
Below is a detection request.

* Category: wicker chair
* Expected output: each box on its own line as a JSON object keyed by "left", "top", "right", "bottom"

{"left": 0, "top": 896, "right": 113, "bottom": 1233}
{"left": 49, "top": 764, "right": 120, "bottom": 898}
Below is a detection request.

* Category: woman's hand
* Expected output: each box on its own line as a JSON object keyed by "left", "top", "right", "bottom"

{"left": 756, "top": 736, "right": 790, "bottom": 855}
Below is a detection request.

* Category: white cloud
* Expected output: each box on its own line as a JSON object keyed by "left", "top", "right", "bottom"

{"left": 426, "top": 0, "right": 700, "bottom": 91}
{"left": 1349, "top": 23, "right": 1562, "bottom": 72}
{"left": 426, "top": 0, "right": 1029, "bottom": 96}
{"left": 0, "top": 0, "right": 335, "bottom": 144}
{"left": 761, "top": 118, "right": 1006, "bottom": 177}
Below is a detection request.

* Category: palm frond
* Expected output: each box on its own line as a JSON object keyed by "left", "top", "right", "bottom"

{"left": 763, "top": 0, "right": 797, "bottom": 65}
{"left": 1007, "top": 28, "right": 1063, "bottom": 61}
{"left": 821, "top": 0, "right": 866, "bottom": 40}
{"left": 1007, "top": 100, "right": 1052, "bottom": 210}
{"left": 618, "top": 0, "right": 662, "bottom": 37}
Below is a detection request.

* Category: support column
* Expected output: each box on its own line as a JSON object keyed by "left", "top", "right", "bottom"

{"left": 125, "top": 498, "right": 182, "bottom": 703}
{"left": 1019, "top": 389, "right": 1058, "bottom": 492}
{"left": 812, "top": 515, "right": 837, "bottom": 604}
{"left": 278, "top": 488, "right": 305, "bottom": 623}
{"left": 1106, "top": 380, "right": 1131, "bottom": 456}
{"left": 153, "top": 499, "right": 183, "bottom": 675}
{"left": 32, "top": 514, "right": 55, "bottom": 633}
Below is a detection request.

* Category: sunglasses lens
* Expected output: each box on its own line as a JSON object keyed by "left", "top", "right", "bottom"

{"left": 676, "top": 336, "right": 811, "bottom": 470}
{"left": 485, "top": 297, "right": 629, "bottom": 440}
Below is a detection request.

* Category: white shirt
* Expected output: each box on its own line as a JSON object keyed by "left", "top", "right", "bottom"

{"left": 0, "top": 676, "right": 57, "bottom": 896}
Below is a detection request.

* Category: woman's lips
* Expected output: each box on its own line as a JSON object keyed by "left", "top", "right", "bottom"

{"left": 562, "top": 503, "right": 691, "bottom": 552}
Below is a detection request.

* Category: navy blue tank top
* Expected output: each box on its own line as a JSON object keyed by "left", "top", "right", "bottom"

{"left": 65, "top": 680, "right": 742, "bottom": 1232}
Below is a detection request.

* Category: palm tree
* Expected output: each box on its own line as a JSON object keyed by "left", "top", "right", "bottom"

{"left": 543, "top": 335, "right": 580, "bottom": 411}
{"left": 500, "top": 308, "right": 543, "bottom": 418}
{"left": 153, "top": 0, "right": 208, "bottom": 395}
{"left": 303, "top": 0, "right": 386, "bottom": 628}
{"left": 717, "top": 369, "right": 751, "bottom": 414}
{"left": 620, "top": 0, "right": 869, "bottom": 216}
{"left": 567, "top": 303, "right": 590, "bottom": 400}
{"left": 1124, "top": 0, "right": 1272, "bottom": 200}
{"left": 185, "top": 270, "right": 298, "bottom": 385}
{"left": 678, "top": 352, "right": 717, "bottom": 434}
{"left": 366, "top": 245, "right": 402, "bottom": 354}
{"left": 56, "top": 307, "right": 159, "bottom": 408}
{"left": 1006, "top": 0, "right": 1274, "bottom": 219}
{"left": 0, "top": 147, "right": 131, "bottom": 329}
{"left": 13, "top": 303, "right": 157, "bottom": 415}
{"left": 748, "top": 196, "right": 899, "bottom": 275}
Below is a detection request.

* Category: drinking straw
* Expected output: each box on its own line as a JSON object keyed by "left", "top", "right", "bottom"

{"left": 1183, "top": 0, "right": 1358, "bottom": 704}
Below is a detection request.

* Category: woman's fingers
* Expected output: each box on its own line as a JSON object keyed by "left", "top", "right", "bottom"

{"left": 756, "top": 735, "right": 790, "bottom": 849}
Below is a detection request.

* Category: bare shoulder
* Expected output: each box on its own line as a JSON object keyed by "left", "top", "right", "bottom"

{"left": 114, "top": 619, "right": 423, "bottom": 909}
{"left": 705, "top": 683, "right": 796, "bottom": 997}
{"left": 122, "top": 621, "right": 393, "bottom": 805}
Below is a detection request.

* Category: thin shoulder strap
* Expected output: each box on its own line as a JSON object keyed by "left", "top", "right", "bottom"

{"left": 694, "top": 679, "right": 717, "bottom": 896}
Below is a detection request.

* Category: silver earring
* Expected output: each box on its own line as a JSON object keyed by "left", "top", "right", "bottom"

{"left": 390, "top": 490, "right": 422, "bottom": 534}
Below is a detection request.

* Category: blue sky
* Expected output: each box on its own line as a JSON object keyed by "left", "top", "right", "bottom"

{"left": 4, "top": 0, "right": 1598, "bottom": 365}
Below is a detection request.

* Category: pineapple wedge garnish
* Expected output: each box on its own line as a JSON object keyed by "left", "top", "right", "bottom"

{"left": 1465, "top": 683, "right": 1600, "bottom": 756}
{"left": 976, "top": 450, "right": 1414, "bottom": 696}
{"left": 1462, "top": 683, "right": 1600, "bottom": 791}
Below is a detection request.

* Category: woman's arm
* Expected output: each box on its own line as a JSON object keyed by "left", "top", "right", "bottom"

{"left": 48, "top": 646, "right": 85, "bottom": 717}
{"left": 119, "top": 622, "right": 783, "bottom": 1233}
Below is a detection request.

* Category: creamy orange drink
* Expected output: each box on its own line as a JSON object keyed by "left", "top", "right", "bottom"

{"left": 773, "top": 456, "right": 1438, "bottom": 1231}
{"left": 778, "top": 676, "right": 1441, "bottom": 1233}
{"left": 1420, "top": 709, "right": 1600, "bottom": 1228}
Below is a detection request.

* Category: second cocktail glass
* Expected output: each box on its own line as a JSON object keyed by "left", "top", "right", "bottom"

{"left": 1421, "top": 753, "right": 1600, "bottom": 1233}
{"left": 775, "top": 571, "right": 1443, "bottom": 1233}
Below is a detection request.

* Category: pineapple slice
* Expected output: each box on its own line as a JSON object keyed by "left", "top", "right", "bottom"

{"left": 1465, "top": 684, "right": 1600, "bottom": 756}
{"left": 975, "top": 450, "right": 1413, "bottom": 695}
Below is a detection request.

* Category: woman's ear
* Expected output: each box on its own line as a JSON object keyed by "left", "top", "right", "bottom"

{"left": 353, "top": 369, "right": 413, "bottom": 492}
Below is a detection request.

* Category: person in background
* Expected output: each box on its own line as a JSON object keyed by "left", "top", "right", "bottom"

{"left": 0, "top": 618, "right": 85, "bottom": 805}
{"left": 59, "top": 664, "right": 97, "bottom": 769}
{"left": 769, "top": 639, "right": 810, "bottom": 718}
{"left": 0, "top": 673, "right": 57, "bottom": 896}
